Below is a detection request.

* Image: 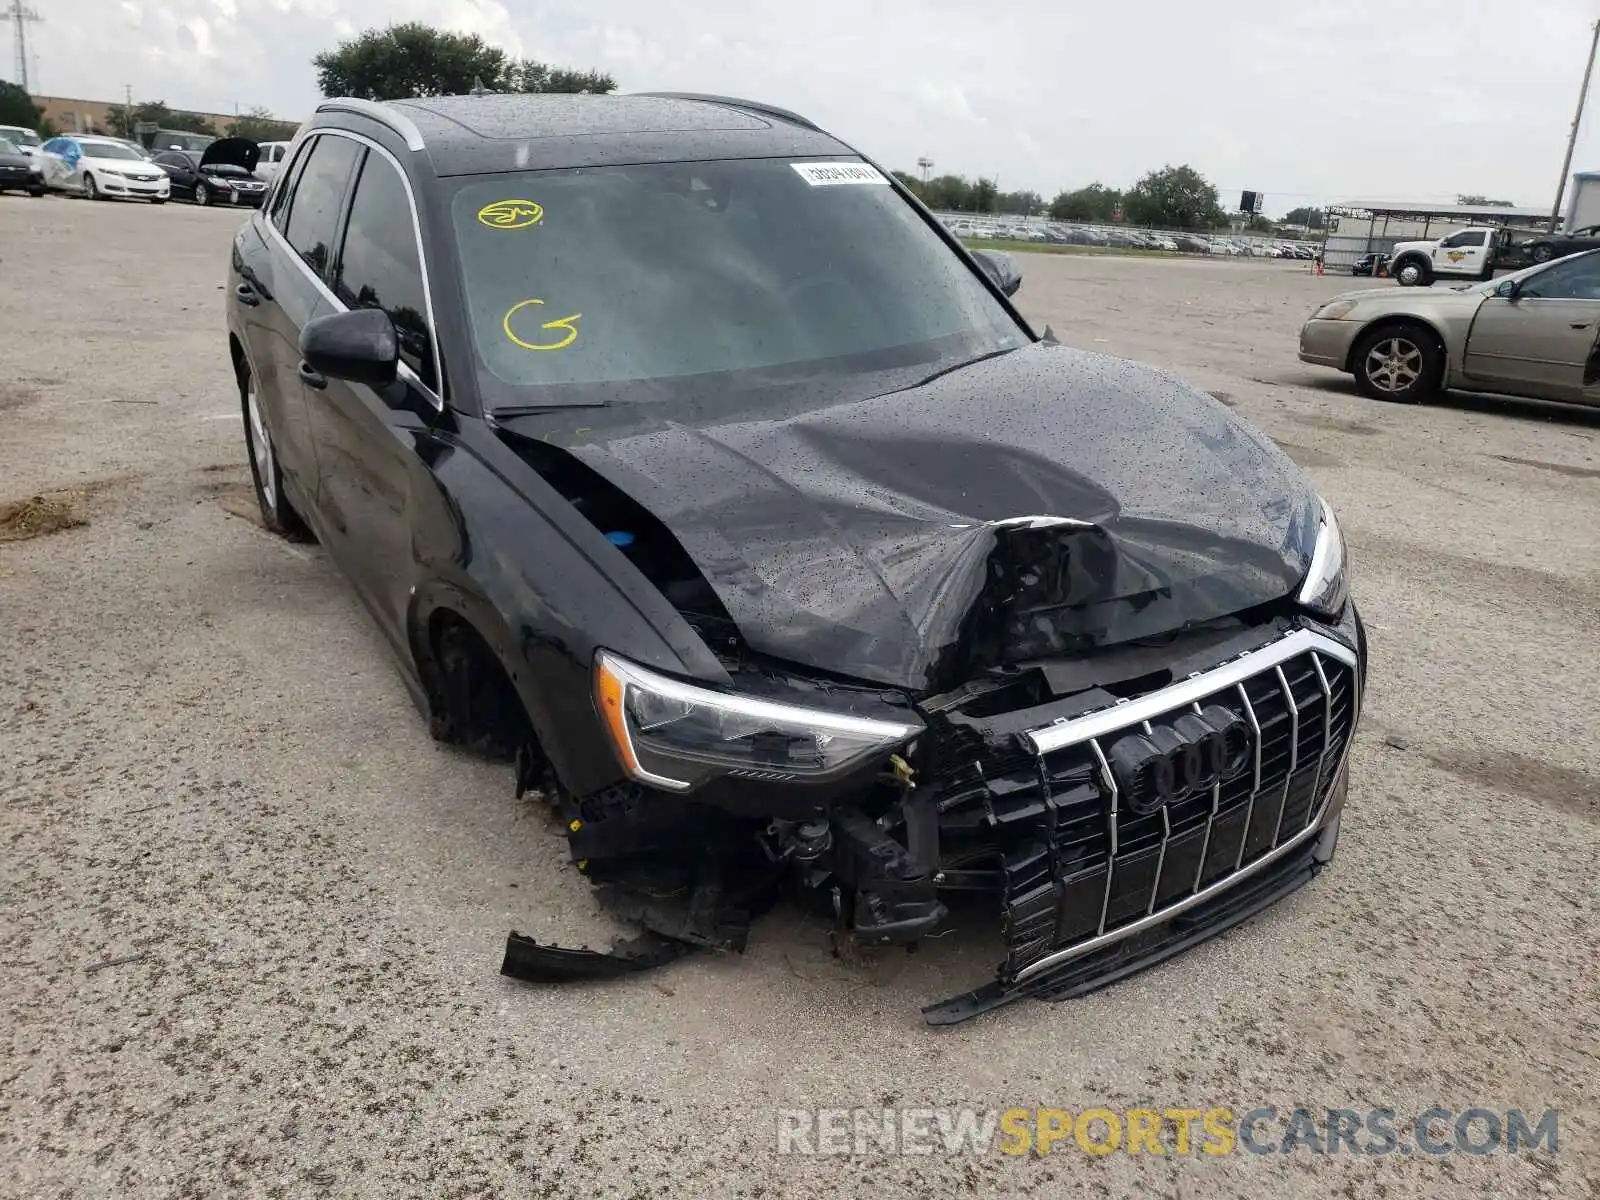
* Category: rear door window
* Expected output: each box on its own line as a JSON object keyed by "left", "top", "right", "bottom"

{"left": 281, "top": 135, "right": 362, "bottom": 278}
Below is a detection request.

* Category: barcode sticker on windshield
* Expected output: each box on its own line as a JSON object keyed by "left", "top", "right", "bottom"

{"left": 791, "top": 162, "right": 888, "bottom": 186}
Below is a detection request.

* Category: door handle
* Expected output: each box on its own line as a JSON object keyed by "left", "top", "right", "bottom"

{"left": 1571, "top": 321, "right": 1592, "bottom": 329}
{"left": 298, "top": 361, "right": 327, "bottom": 389}
{"left": 234, "top": 282, "right": 260, "bottom": 307}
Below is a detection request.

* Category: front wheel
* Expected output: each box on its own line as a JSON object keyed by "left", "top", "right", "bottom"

{"left": 1352, "top": 324, "right": 1441, "bottom": 403}
{"left": 1529, "top": 243, "right": 1556, "bottom": 264}
{"left": 240, "top": 362, "right": 311, "bottom": 539}
{"left": 82, "top": 174, "right": 100, "bottom": 201}
{"left": 194, "top": 182, "right": 210, "bottom": 206}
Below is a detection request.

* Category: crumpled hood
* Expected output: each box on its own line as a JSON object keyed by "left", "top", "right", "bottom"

{"left": 509, "top": 342, "right": 1320, "bottom": 692}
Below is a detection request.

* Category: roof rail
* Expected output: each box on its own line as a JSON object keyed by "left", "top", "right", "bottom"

{"left": 314, "top": 98, "right": 426, "bottom": 152}
{"left": 632, "top": 92, "right": 821, "bottom": 133}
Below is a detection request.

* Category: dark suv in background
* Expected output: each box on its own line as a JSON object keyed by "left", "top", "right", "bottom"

{"left": 227, "top": 93, "right": 1364, "bottom": 1022}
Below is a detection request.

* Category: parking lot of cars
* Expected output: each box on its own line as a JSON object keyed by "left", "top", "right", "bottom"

{"left": 2, "top": 195, "right": 1596, "bottom": 1197}
{"left": 939, "top": 212, "right": 1321, "bottom": 258}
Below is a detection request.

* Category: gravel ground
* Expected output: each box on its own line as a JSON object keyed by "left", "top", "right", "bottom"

{"left": 2, "top": 194, "right": 1596, "bottom": 1199}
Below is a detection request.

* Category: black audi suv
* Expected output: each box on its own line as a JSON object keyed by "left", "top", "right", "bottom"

{"left": 226, "top": 92, "right": 1365, "bottom": 1022}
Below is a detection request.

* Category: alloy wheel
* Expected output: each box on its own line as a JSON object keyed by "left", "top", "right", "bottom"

{"left": 246, "top": 377, "right": 275, "bottom": 511}
{"left": 1364, "top": 337, "right": 1422, "bottom": 395}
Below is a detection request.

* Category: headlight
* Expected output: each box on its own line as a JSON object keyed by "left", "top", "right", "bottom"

{"left": 1312, "top": 299, "right": 1358, "bottom": 320}
{"left": 206, "top": 175, "right": 232, "bottom": 188}
{"left": 99, "top": 167, "right": 123, "bottom": 177}
{"left": 594, "top": 651, "right": 921, "bottom": 791}
{"left": 1297, "top": 498, "right": 1349, "bottom": 618}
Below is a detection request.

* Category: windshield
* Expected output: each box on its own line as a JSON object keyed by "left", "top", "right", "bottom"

{"left": 449, "top": 158, "right": 1023, "bottom": 406}
{"left": 0, "top": 139, "right": 17, "bottom": 155}
{"left": 81, "top": 142, "right": 145, "bottom": 161}
{"left": 0, "top": 126, "right": 39, "bottom": 147}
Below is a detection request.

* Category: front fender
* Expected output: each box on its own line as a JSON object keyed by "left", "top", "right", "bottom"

{"left": 405, "top": 428, "right": 727, "bottom": 796}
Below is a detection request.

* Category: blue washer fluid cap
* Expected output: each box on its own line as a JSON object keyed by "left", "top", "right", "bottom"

{"left": 606, "top": 531, "right": 636, "bottom": 548}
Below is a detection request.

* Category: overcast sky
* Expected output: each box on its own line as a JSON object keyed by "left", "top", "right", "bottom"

{"left": 15, "top": 0, "right": 1600, "bottom": 215}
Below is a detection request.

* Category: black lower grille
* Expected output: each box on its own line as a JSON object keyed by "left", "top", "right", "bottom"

{"left": 925, "top": 630, "right": 1358, "bottom": 979}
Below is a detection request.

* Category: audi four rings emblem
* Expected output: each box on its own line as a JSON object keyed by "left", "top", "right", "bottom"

{"left": 1105, "top": 704, "right": 1253, "bottom": 815}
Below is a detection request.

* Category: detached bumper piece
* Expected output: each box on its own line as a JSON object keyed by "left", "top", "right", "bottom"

{"left": 501, "top": 929, "right": 690, "bottom": 982}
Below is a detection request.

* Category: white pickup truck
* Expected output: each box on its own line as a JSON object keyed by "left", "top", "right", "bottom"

{"left": 1388, "top": 226, "right": 1510, "bottom": 287}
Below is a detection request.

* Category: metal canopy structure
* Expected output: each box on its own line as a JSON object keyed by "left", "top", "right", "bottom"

{"left": 1321, "top": 201, "right": 1554, "bottom": 270}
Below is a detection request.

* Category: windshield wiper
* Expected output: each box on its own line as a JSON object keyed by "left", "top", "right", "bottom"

{"left": 872, "top": 345, "right": 1020, "bottom": 398}
{"left": 488, "top": 401, "right": 613, "bottom": 419}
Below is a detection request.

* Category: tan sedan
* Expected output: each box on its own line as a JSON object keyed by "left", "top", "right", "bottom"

{"left": 1298, "top": 248, "right": 1600, "bottom": 404}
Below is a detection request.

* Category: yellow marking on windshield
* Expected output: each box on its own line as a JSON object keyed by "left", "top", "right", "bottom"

{"left": 503, "top": 298, "right": 582, "bottom": 351}
{"left": 477, "top": 199, "right": 544, "bottom": 230}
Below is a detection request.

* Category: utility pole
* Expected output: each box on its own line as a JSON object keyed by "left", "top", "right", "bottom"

{"left": 1550, "top": 18, "right": 1600, "bottom": 233}
{"left": 7, "top": 0, "right": 43, "bottom": 93}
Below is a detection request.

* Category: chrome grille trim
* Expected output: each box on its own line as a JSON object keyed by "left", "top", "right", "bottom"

{"left": 1309, "top": 655, "right": 1334, "bottom": 832}
{"left": 1192, "top": 699, "right": 1222, "bottom": 891}
{"left": 1090, "top": 738, "right": 1118, "bottom": 936}
{"left": 1271, "top": 664, "right": 1299, "bottom": 845}
{"left": 1025, "top": 629, "right": 1356, "bottom": 756}
{"left": 1234, "top": 681, "right": 1262, "bottom": 871}
{"left": 1013, "top": 628, "right": 1359, "bottom": 985}
{"left": 1012, "top": 759, "right": 1348, "bottom": 983}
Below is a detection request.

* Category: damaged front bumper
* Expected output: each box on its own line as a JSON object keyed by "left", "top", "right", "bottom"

{"left": 505, "top": 620, "right": 1363, "bottom": 1024}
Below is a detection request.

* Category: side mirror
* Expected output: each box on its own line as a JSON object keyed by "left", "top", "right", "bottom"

{"left": 299, "top": 307, "right": 398, "bottom": 387}
{"left": 1494, "top": 278, "right": 1521, "bottom": 301}
{"left": 972, "top": 248, "right": 1023, "bottom": 297}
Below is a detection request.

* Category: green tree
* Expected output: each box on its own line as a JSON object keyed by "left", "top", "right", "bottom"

{"left": 227, "top": 107, "right": 300, "bottom": 143}
{"left": 313, "top": 22, "right": 615, "bottom": 101}
{"left": 105, "top": 101, "right": 217, "bottom": 139}
{"left": 921, "top": 174, "right": 974, "bottom": 210}
{"left": 995, "top": 189, "right": 1042, "bottom": 216}
{"left": 890, "top": 169, "right": 923, "bottom": 197}
{"left": 970, "top": 176, "right": 998, "bottom": 213}
{"left": 1122, "top": 164, "right": 1226, "bottom": 229}
{"left": 1283, "top": 206, "right": 1325, "bottom": 229}
{"left": 0, "top": 81, "right": 46, "bottom": 131}
{"left": 1049, "top": 182, "right": 1122, "bottom": 222}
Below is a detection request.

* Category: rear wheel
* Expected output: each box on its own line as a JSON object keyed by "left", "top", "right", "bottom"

{"left": 1352, "top": 323, "right": 1441, "bottom": 403}
{"left": 239, "top": 361, "right": 311, "bottom": 538}
{"left": 1529, "top": 242, "right": 1556, "bottom": 264}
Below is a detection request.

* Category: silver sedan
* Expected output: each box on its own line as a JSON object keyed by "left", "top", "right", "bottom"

{"left": 1298, "top": 248, "right": 1600, "bottom": 404}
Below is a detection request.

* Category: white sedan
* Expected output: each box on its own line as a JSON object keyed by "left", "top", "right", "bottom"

{"left": 37, "top": 136, "right": 171, "bottom": 203}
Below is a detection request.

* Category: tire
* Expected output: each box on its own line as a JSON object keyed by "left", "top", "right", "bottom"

{"left": 1351, "top": 323, "right": 1441, "bottom": 403}
{"left": 27, "top": 184, "right": 43, "bottom": 197}
{"left": 82, "top": 174, "right": 100, "bottom": 201}
{"left": 239, "top": 361, "right": 312, "bottom": 539}
{"left": 150, "top": 197, "right": 166, "bottom": 205}
{"left": 194, "top": 182, "right": 210, "bottom": 206}
{"left": 1529, "top": 242, "right": 1556, "bottom": 264}
{"left": 1392, "top": 256, "right": 1431, "bottom": 287}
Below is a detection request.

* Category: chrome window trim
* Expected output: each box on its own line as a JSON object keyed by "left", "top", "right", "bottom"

{"left": 315, "top": 98, "right": 426, "bottom": 153}
{"left": 1025, "top": 629, "right": 1359, "bottom": 757}
{"left": 261, "top": 127, "right": 444, "bottom": 410}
